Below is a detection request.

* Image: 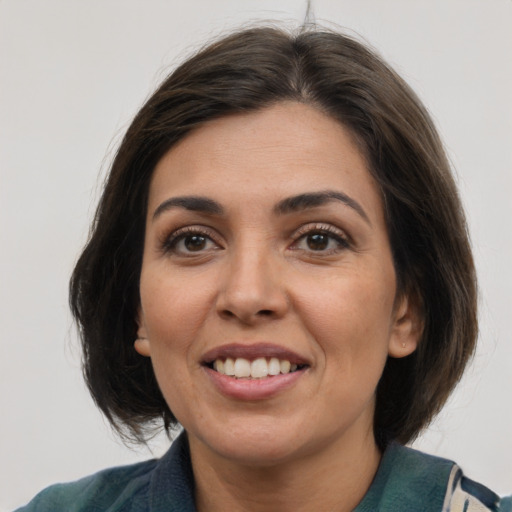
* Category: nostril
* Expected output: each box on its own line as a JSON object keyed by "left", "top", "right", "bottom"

{"left": 220, "top": 308, "right": 274, "bottom": 321}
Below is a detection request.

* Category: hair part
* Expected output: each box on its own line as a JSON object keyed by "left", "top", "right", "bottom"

{"left": 70, "top": 25, "right": 477, "bottom": 447}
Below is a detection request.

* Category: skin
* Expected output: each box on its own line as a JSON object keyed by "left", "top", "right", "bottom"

{"left": 136, "top": 102, "right": 420, "bottom": 512}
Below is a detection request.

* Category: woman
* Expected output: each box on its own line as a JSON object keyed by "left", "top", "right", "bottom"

{"left": 17, "top": 26, "right": 511, "bottom": 512}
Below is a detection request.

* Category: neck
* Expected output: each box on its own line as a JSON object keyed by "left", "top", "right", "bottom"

{"left": 189, "top": 428, "right": 381, "bottom": 512}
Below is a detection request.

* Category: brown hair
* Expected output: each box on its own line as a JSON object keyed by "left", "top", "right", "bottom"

{"left": 70, "top": 26, "right": 477, "bottom": 447}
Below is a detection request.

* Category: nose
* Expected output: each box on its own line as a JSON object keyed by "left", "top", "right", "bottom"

{"left": 216, "top": 247, "right": 289, "bottom": 325}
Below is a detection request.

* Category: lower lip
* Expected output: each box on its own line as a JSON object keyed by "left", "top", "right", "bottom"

{"left": 203, "top": 366, "right": 306, "bottom": 400}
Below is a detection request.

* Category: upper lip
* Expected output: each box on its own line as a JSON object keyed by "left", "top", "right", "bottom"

{"left": 201, "top": 343, "right": 310, "bottom": 366}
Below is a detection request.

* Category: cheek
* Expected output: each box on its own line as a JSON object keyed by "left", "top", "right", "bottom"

{"left": 297, "top": 270, "right": 395, "bottom": 370}
{"left": 140, "top": 266, "right": 215, "bottom": 346}
{"left": 138, "top": 268, "right": 216, "bottom": 419}
{"left": 138, "top": 274, "right": 217, "bottom": 423}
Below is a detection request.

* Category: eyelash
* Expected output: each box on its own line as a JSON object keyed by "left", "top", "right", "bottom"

{"left": 161, "top": 223, "right": 350, "bottom": 257}
{"left": 161, "top": 226, "right": 222, "bottom": 256}
{"left": 291, "top": 223, "right": 350, "bottom": 254}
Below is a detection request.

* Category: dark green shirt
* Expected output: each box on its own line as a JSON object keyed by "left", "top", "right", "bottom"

{"left": 16, "top": 433, "right": 511, "bottom": 511}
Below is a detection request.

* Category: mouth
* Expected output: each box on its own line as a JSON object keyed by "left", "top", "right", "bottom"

{"left": 201, "top": 343, "right": 310, "bottom": 380}
{"left": 205, "top": 357, "right": 308, "bottom": 379}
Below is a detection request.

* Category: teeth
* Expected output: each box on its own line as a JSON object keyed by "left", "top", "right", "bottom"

{"left": 213, "top": 359, "right": 224, "bottom": 373}
{"left": 268, "top": 357, "right": 281, "bottom": 376}
{"left": 224, "top": 357, "right": 235, "bottom": 376}
{"left": 212, "top": 356, "right": 303, "bottom": 378}
{"left": 280, "top": 360, "right": 291, "bottom": 374}
{"left": 234, "top": 358, "right": 251, "bottom": 378}
{"left": 251, "top": 358, "right": 268, "bottom": 378}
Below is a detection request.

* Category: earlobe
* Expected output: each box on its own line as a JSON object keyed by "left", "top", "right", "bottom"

{"left": 134, "top": 337, "right": 151, "bottom": 357}
{"left": 388, "top": 294, "right": 423, "bottom": 359}
{"left": 135, "top": 311, "right": 151, "bottom": 357}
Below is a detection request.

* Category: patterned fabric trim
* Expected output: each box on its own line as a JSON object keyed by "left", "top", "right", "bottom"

{"left": 442, "top": 465, "right": 501, "bottom": 512}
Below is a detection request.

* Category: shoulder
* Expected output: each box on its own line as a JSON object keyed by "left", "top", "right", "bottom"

{"left": 360, "top": 443, "right": 455, "bottom": 511}
{"left": 15, "top": 432, "right": 196, "bottom": 512}
{"left": 501, "top": 496, "right": 512, "bottom": 512}
{"left": 357, "top": 443, "right": 509, "bottom": 512}
{"left": 443, "top": 462, "right": 504, "bottom": 512}
{"left": 15, "top": 458, "right": 158, "bottom": 512}
{"left": 393, "top": 444, "right": 509, "bottom": 512}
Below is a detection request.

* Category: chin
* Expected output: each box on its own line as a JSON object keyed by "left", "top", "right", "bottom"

{"left": 192, "top": 418, "right": 322, "bottom": 468}
{"left": 216, "top": 439, "right": 303, "bottom": 467}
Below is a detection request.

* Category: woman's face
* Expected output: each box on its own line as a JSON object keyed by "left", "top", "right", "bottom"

{"left": 137, "top": 102, "right": 418, "bottom": 466}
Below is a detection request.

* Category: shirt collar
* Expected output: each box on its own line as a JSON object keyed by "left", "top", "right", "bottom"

{"left": 149, "top": 434, "right": 455, "bottom": 512}
{"left": 355, "top": 442, "right": 454, "bottom": 511}
{"left": 149, "top": 431, "right": 197, "bottom": 512}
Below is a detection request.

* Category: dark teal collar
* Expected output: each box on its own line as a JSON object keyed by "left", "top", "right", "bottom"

{"left": 149, "top": 434, "right": 456, "bottom": 511}
{"left": 149, "top": 432, "right": 197, "bottom": 511}
{"left": 355, "top": 442, "right": 454, "bottom": 511}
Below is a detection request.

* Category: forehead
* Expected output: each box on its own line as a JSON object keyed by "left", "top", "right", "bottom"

{"left": 148, "top": 102, "right": 382, "bottom": 222}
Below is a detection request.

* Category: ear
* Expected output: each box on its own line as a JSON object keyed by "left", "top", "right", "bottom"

{"left": 134, "top": 310, "right": 151, "bottom": 357}
{"left": 388, "top": 293, "right": 423, "bottom": 358}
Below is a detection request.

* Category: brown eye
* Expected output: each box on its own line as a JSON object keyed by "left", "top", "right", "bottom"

{"left": 164, "top": 227, "right": 220, "bottom": 256}
{"left": 307, "top": 233, "right": 330, "bottom": 251}
{"left": 184, "top": 235, "right": 207, "bottom": 252}
{"left": 292, "top": 226, "right": 350, "bottom": 254}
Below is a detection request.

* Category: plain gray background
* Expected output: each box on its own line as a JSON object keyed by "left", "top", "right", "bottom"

{"left": 1, "top": 1, "right": 511, "bottom": 509}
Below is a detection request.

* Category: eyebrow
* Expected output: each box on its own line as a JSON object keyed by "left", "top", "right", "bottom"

{"left": 274, "top": 190, "right": 371, "bottom": 225}
{"left": 152, "top": 196, "right": 224, "bottom": 220}
{"left": 152, "top": 190, "right": 370, "bottom": 225}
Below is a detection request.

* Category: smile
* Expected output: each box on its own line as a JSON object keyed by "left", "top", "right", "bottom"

{"left": 210, "top": 357, "right": 306, "bottom": 379}
{"left": 201, "top": 343, "right": 310, "bottom": 399}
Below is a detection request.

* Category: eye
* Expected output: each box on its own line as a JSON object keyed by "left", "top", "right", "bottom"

{"left": 303, "top": 233, "right": 333, "bottom": 251}
{"left": 178, "top": 234, "right": 211, "bottom": 252}
{"left": 292, "top": 224, "right": 350, "bottom": 254}
{"left": 163, "top": 226, "right": 221, "bottom": 256}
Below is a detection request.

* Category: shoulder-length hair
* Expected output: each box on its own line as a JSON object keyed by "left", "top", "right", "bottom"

{"left": 70, "top": 26, "right": 477, "bottom": 447}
